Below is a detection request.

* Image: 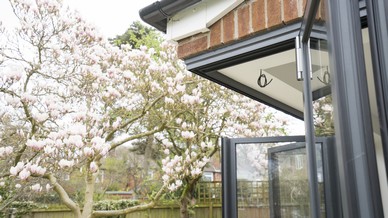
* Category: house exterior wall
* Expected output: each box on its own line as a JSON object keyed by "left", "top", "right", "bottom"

{"left": 176, "top": 0, "right": 326, "bottom": 59}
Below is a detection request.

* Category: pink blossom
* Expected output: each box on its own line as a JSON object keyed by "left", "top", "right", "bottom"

{"left": 162, "top": 174, "right": 169, "bottom": 182}
{"left": 176, "top": 84, "right": 185, "bottom": 93}
{"left": 0, "top": 146, "right": 13, "bottom": 157}
{"left": 162, "top": 139, "right": 173, "bottom": 148}
{"left": 83, "top": 147, "right": 94, "bottom": 157}
{"left": 89, "top": 162, "right": 98, "bottom": 173}
{"left": 68, "top": 124, "right": 87, "bottom": 136}
{"left": 44, "top": 146, "right": 55, "bottom": 155}
{"left": 190, "top": 168, "right": 202, "bottom": 177}
{"left": 164, "top": 97, "right": 174, "bottom": 104}
{"left": 202, "top": 157, "right": 210, "bottom": 164}
{"left": 18, "top": 168, "right": 31, "bottom": 180}
{"left": 10, "top": 162, "right": 24, "bottom": 176}
{"left": 181, "top": 94, "right": 201, "bottom": 105}
{"left": 29, "top": 164, "right": 46, "bottom": 175}
{"left": 112, "top": 117, "right": 122, "bottom": 129}
{"left": 65, "top": 135, "right": 84, "bottom": 148}
{"left": 31, "top": 183, "right": 42, "bottom": 192}
{"left": 168, "top": 183, "right": 177, "bottom": 191}
{"left": 123, "top": 70, "right": 135, "bottom": 80}
{"left": 174, "top": 72, "right": 184, "bottom": 82}
{"left": 58, "top": 159, "right": 74, "bottom": 168}
{"left": 175, "top": 179, "right": 183, "bottom": 187}
{"left": 20, "top": 93, "right": 37, "bottom": 103}
{"left": 181, "top": 131, "right": 195, "bottom": 139}
{"left": 4, "top": 95, "right": 20, "bottom": 106}
{"left": 33, "top": 113, "right": 49, "bottom": 122}
{"left": 46, "top": 184, "right": 52, "bottom": 192}
{"left": 26, "top": 139, "right": 45, "bottom": 151}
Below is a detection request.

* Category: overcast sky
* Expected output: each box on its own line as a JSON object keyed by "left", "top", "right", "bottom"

{"left": 0, "top": 0, "right": 156, "bottom": 38}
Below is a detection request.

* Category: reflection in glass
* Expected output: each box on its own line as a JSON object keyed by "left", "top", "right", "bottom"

{"left": 236, "top": 143, "right": 272, "bottom": 217}
{"left": 310, "top": 39, "right": 334, "bottom": 137}
{"left": 272, "top": 146, "right": 309, "bottom": 217}
{"left": 235, "top": 142, "right": 325, "bottom": 217}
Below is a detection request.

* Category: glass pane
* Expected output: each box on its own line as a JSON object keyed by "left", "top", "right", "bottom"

{"left": 268, "top": 143, "right": 324, "bottom": 218}
{"left": 235, "top": 141, "right": 324, "bottom": 217}
{"left": 272, "top": 146, "right": 309, "bottom": 217}
{"left": 310, "top": 38, "right": 334, "bottom": 137}
{"left": 236, "top": 142, "right": 274, "bottom": 217}
{"left": 361, "top": 28, "right": 388, "bottom": 213}
{"left": 310, "top": 37, "right": 331, "bottom": 217}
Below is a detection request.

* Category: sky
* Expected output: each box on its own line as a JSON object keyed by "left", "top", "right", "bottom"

{"left": 64, "top": 0, "right": 156, "bottom": 37}
{"left": 0, "top": 0, "right": 156, "bottom": 38}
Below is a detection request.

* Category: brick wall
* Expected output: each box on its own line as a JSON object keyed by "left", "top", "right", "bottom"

{"left": 177, "top": 0, "right": 326, "bottom": 59}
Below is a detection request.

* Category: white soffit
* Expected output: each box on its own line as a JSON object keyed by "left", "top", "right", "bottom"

{"left": 218, "top": 50, "right": 305, "bottom": 112}
{"left": 166, "top": 0, "right": 244, "bottom": 41}
{"left": 218, "top": 48, "right": 331, "bottom": 113}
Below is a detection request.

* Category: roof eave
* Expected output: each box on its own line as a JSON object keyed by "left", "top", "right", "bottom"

{"left": 139, "top": 0, "right": 202, "bottom": 33}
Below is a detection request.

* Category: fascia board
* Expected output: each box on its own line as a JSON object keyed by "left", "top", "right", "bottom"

{"left": 167, "top": 0, "right": 244, "bottom": 41}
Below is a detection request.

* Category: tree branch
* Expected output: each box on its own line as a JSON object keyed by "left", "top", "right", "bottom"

{"left": 105, "top": 94, "right": 166, "bottom": 142}
{"left": 44, "top": 174, "right": 81, "bottom": 218}
{"left": 109, "top": 124, "right": 165, "bottom": 151}
{"left": 92, "top": 183, "right": 167, "bottom": 217}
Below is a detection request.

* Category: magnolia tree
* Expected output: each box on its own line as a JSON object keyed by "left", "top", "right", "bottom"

{"left": 106, "top": 19, "right": 290, "bottom": 218}
{"left": 0, "top": 0, "right": 198, "bottom": 216}
{"left": 152, "top": 81, "right": 287, "bottom": 218}
{"left": 0, "top": 0, "right": 289, "bottom": 217}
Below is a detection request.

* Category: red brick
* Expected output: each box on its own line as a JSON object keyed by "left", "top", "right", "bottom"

{"left": 252, "top": 0, "right": 265, "bottom": 32}
{"left": 209, "top": 20, "right": 222, "bottom": 48}
{"left": 238, "top": 4, "right": 250, "bottom": 38}
{"left": 267, "top": 0, "right": 282, "bottom": 28}
{"left": 177, "top": 35, "right": 208, "bottom": 59}
{"left": 303, "top": 0, "right": 307, "bottom": 12}
{"left": 223, "top": 11, "right": 235, "bottom": 43}
{"left": 320, "top": 0, "right": 326, "bottom": 21}
{"left": 284, "top": 0, "right": 299, "bottom": 23}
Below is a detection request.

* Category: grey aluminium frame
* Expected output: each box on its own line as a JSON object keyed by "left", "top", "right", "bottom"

{"left": 366, "top": 0, "right": 388, "bottom": 177}
{"left": 221, "top": 136, "right": 306, "bottom": 218}
{"left": 298, "top": 0, "right": 322, "bottom": 217}
{"left": 325, "top": 0, "right": 384, "bottom": 217}
{"left": 221, "top": 136, "right": 341, "bottom": 218}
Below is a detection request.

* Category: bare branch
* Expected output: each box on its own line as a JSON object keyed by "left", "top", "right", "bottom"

{"left": 44, "top": 174, "right": 82, "bottom": 217}
{"left": 110, "top": 125, "right": 165, "bottom": 150}
{"left": 92, "top": 183, "right": 167, "bottom": 217}
{"left": 105, "top": 94, "right": 166, "bottom": 142}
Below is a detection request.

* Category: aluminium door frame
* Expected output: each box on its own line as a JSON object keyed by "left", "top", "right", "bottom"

{"left": 268, "top": 142, "right": 306, "bottom": 218}
{"left": 366, "top": 0, "right": 388, "bottom": 177}
{"left": 222, "top": 136, "right": 304, "bottom": 218}
{"left": 324, "top": 0, "right": 384, "bottom": 217}
{"left": 221, "top": 136, "right": 340, "bottom": 218}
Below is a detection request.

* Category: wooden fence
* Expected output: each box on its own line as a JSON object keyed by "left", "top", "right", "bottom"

{"left": 21, "top": 205, "right": 306, "bottom": 218}
{"left": 15, "top": 181, "right": 323, "bottom": 218}
{"left": 19, "top": 204, "right": 223, "bottom": 218}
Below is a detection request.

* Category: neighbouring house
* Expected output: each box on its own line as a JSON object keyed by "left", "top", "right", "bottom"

{"left": 140, "top": 1, "right": 388, "bottom": 218}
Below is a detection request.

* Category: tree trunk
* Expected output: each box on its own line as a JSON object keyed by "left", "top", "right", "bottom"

{"left": 142, "top": 136, "right": 153, "bottom": 175}
{"left": 45, "top": 174, "right": 82, "bottom": 218}
{"left": 82, "top": 170, "right": 96, "bottom": 218}
{"left": 180, "top": 181, "right": 196, "bottom": 218}
{"left": 180, "top": 196, "right": 190, "bottom": 218}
